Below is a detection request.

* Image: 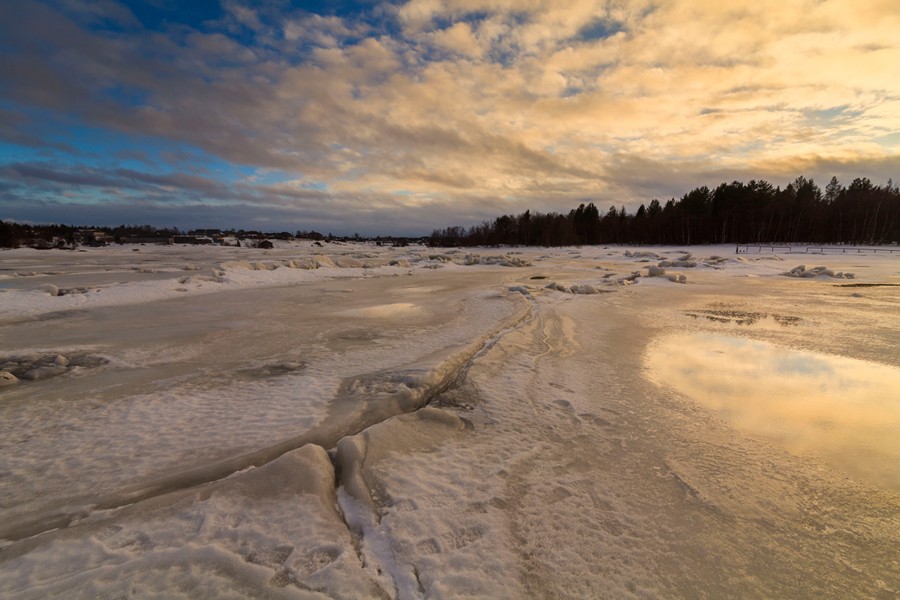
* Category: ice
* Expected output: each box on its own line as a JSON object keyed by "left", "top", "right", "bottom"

{"left": 642, "top": 264, "right": 689, "bottom": 283}
{"left": 461, "top": 254, "right": 532, "bottom": 267}
{"left": 657, "top": 259, "right": 697, "bottom": 268}
{"left": 1, "top": 243, "right": 898, "bottom": 598}
{"left": 340, "top": 303, "right": 422, "bottom": 319}
{"left": 783, "top": 264, "right": 855, "bottom": 278}
{"left": 0, "top": 445, "right": 378, "bottom": 599}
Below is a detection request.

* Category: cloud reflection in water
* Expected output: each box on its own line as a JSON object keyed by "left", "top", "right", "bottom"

{"left": 646, "top": 334, "right": 900, "bottom": 491}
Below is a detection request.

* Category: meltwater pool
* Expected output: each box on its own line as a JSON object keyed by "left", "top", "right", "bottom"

{"left": 646, "top": 333, "right": 900, "bottom": 491}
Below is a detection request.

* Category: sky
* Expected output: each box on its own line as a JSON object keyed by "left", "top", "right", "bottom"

{"left": 1, "top": 0, "right": 898, "bottom": 235}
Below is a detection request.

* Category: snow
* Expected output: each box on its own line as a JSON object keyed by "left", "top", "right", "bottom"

{"left": 1, "top": 242, "right": 899, "bottom": 598}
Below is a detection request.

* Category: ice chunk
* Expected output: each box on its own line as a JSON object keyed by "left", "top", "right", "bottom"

{"left": 462, "top": 254, "right": 532, "bottom": 267}
{"left": 22, "top": 365, "right": 68, "bottom": 381}
{"left": 624, "top": 250, "right": 660, "bottom": 259}
{"left": 618, "top": 271, "right": 642, "bottom": 284}
{"left": 783, "top": 265, "right": 855, "bottom": 279}
{"left": 659, "top": 259, "right": 697, "bottom": 268}
{"left": 570, "top": 284, "right": 599, "bottom": 295}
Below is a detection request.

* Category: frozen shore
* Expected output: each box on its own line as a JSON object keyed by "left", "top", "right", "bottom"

{"left": 1, "top": 242, "right": 898, "bottom": 598}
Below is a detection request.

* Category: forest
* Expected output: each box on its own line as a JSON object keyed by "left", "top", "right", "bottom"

{"left": 430, "top": 176, "right": 900, "bottom": 247}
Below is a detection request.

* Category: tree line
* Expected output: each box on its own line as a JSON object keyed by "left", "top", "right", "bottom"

{"left": 0, "top": 221, "right": 419, "bottom": 248}
{"left": 430, "top": 176, "right": 900, "bottom": 247}
{"left": 0, "top": 223, "right": 323, "bottom": 248}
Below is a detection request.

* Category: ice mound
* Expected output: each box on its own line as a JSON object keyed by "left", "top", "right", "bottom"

{"left": 643, "top": 265, "right": 687, "bottom": 283}
{"left": 235, "top": 361, "right": 307, "bottom": 380}
{"left": 176, "top": 274, "right": 224, "bottom": 285}
{"left": 32, "top": 283, "right": 94, "bottom": 296}
{"left": 624, "top": 250, "right": 661, "bottom": 259}
{"left": 507, "top": 286, "right": 532, "bottom": 296}
{"left": 336, "top": 407, "right": 467, "bottom": 518}
{"left": 334, "top": 407, "right": 468, "bottom": 594}
{"left": 218, "top": 254, "right": 378, "bottom": 273}
{"left": 545, "top": 282, "right": 567, "bottom": 292}
{"left": 0, "top": 352, "right": 109, "bottom": 384}
{"left": 657, "top": 252, "right": 697, "bottom": 268}
{"left": 461, "top": 254, "right": 532, "bottom": 267}
{"left": 0, "top": 444, "right": 384, "bottom": 599}
{"left": 330, "top": 256, "right": 365, "bottom": 268}
{"left": 569, "top": 284, "right": 600, "bottom": 295}
{"left": 702, "top": 255, "right": 730, "bottom": 267}
{"left": 544, "top": 282, "right": 609, "bottom": 294}
{"left": 658, "top": 259, "right": 697, "bottom": 268}
{"left": 221, "top": 259, "right": 287, "bottom": 271}
{"left": 783, "top": 265, "right": 855, "bottom": 279}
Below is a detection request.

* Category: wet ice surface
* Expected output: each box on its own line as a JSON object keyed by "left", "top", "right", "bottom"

{"left": 647, "top": 333, "right": 900, "bottom": 491}
{"left": 1, "top": 242, "right": 898, "bottom": 598}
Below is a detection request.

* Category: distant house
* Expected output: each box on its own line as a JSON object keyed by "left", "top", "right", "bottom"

{"left": 173, "top": 236, "right": 213, "bottom": 245}
{"left": 190, "top": 229, "right": 222, "bottom": 237}
{"left": 80, "top": 230, "right": 114, "bottom": 246}
{"left": 122, "top": 236, "right": 174, "bottom": 245}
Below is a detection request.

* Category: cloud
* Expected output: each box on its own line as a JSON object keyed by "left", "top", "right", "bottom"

{"left": 0, "top": 0, "right": 898, "bottom": 232}
{"left": 56, "top": 0, "right": 141, "bottom": 28}
{"left": 430, "top": 22, "right": 482, "bottom": 58}
{"left": 222, "top": 1, "right": 263, "bottom": 32}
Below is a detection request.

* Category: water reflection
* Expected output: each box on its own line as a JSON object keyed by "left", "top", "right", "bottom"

{"left": 646, "top": 333, "right": 900, "bottom": 491}
{"left": 683, "top": 309, "right": 802, "bottom": 326}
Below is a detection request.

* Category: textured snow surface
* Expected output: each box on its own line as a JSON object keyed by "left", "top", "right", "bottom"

{"left": 1, "top": 242, "right": 898, "bottom": 599}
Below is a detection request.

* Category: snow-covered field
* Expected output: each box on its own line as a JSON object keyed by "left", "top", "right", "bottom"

{"left": 0, "top": 241, "right": 898, "bottom": 599}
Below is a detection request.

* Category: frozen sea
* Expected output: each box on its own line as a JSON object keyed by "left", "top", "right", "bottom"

{"left": 0, "top": 241, "right": 897, "bottom": 599}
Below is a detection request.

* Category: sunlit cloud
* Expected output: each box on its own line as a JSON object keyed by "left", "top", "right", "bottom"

{"left": 0, "top": 0, "right": 897, "bottom": 233}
